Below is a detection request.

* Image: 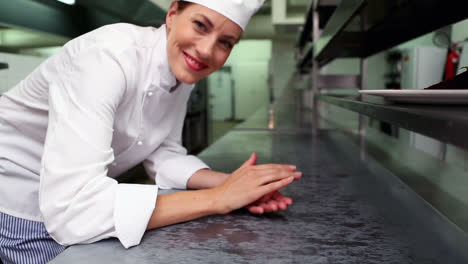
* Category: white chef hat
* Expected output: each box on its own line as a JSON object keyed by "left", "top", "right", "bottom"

{"left": 180, "top": 0, "right": 265, "bottom": 30}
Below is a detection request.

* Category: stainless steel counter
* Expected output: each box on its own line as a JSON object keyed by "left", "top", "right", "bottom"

{"left": 51, "top": 90, "right": 468, "bottom": 263}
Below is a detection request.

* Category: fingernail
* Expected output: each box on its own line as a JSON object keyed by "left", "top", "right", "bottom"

{"left": 294, "top": 172, "right": 302, "bottom": 177}
{"left": 288, "top": 165, "right": 296, "bottom": 170}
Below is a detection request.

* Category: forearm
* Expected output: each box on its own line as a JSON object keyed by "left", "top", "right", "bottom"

{"left": 147, "top": 154, "right": 300, "bottom": 230}
{"left": 186, "top": 169, "right": 229, "bottom": 189}
{"left": 147, "top": 169, "right": 228, "bottom": 229}
{"left": 147, "top": 170, "right": 229, "bottom": 229}
{"left": 146, "top": 189, "right": 219, "bottom": 230}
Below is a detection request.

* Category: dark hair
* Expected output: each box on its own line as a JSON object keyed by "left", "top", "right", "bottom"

{"left": 177, "top": 1, "right": 193, "bottom": 11}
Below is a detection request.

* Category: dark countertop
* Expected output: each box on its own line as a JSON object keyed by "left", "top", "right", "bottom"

{"left": 51, "top": 89, "right": 468, "bottom": 263}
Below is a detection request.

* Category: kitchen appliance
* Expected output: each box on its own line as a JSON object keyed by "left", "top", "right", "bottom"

{"left": 401, "top": 47, "right": 447, "bottom": 159}
{"left": 401, "top": 47, "right": 447, "bottom": 89}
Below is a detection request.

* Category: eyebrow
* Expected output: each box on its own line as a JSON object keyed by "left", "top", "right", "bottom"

{"left": 196, "top": 14, "right": 240, "bottom": 42}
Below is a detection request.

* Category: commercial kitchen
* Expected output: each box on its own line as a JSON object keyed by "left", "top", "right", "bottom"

{"left": 1, "top": 0, "right": 468, "bottom": 263}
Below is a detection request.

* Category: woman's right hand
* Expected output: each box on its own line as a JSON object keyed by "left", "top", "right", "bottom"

{"left": 211, "top": 153, "right": 301, "bottom": 215}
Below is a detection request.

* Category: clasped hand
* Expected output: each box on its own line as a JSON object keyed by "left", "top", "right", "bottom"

{"left": 213, "top": 153, "right": 301, "bottom": 215}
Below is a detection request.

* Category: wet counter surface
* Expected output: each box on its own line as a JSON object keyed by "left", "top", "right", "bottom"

{"left": 51, "top": 91, "right": 468, "bottom": 263}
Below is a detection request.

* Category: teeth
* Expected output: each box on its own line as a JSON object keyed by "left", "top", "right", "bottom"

{"left": 187, "top": 54, "right": 201, "bottom": 67}
{"left": 190, "top": 57, "right": 200, "bottom": 66}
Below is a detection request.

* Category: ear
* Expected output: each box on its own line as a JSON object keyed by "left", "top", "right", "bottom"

{"left": 166, "top": 1, "right": 179, "bottom": 31}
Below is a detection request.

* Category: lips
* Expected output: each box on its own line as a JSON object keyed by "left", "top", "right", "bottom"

{"left": 183, "top": 52, "right": 208, "bottom": 72}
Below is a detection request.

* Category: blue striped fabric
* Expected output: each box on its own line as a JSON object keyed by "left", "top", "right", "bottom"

{"left": 0, "top": 212, "right": 66, "bottom": 264}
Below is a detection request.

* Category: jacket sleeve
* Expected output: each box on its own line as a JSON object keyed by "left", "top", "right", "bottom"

{"left": 143, "top": 91, "right": 209, "bottom": 190}
{"left": 39, "top": 45, "right": 157, "bottom": 249}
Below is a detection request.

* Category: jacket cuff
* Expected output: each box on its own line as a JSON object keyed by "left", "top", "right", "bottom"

{"left": 114, "top": 184, "right": 158, "bottom": 248}
{"left": 156, "top": 155, "right": 209, "bottom": 189}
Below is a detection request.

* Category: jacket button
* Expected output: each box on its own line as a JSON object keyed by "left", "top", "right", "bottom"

{"left": 137, "top": 141, "right": 143, "bottom": 146}
{"left": 148, "top": 91, "right": 153, "bottom": 97}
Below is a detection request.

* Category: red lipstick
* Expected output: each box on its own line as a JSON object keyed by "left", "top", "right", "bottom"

{"left": 183, "top": 52, "right": 208, "bottom": 72}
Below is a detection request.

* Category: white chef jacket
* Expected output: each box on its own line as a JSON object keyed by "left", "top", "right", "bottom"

{"left": 0, "top": 23, "right": 209, "bottom": 249}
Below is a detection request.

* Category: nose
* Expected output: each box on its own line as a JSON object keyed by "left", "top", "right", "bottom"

{"left": 196, "top": 36, "right": 216, "bottom": 60}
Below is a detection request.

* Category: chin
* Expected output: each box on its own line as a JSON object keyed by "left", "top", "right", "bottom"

{"left": 175, "top": 73, "right": 200, "bottom": 84}
{"left": 175, "top": 67, "right": 211, "bottom": 84}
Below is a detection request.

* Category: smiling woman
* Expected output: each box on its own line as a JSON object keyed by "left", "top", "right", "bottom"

{"left": 166, "top": 1, "right": 243, "bottom": 84}
{"left": 0, "top": 0, "right": 301, "bottom": 263}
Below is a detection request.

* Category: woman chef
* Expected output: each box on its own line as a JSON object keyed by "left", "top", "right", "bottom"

{"left": 0, "top": 0, "right": 301, "bottom": 263}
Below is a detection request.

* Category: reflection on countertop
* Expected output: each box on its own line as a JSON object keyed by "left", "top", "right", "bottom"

{"left": 51, "top": 86, "right": 468, "bottom": 264}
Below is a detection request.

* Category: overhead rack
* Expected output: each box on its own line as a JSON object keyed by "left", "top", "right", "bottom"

{"left": 300, "top": 0, "right": 468, "bottom": 151}
{"left": 296, "top": 0, "right": 339, "bottom": 72}
{"left": 300, "top": 0, "right": 468, "bottom": 68}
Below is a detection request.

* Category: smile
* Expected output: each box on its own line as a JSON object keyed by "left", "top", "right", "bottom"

{"left": 183, "top": 52, "right": 208, "bottom": 72}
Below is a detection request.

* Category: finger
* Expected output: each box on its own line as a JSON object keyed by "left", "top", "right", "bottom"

{"left": 257, "top": 192, "right": 291, "bottom": 211}
{"left": 250, "top": 169, "right": 292, "bottom": 181}
{"left": 279, "top": 197, "right": 292, "bottom": 206}
{"left": 256, "top": 170, "right": 302, "bottom": 181}
{"left": 252, "top": 168, "right": 302, "bottom": 182}
{"left": 281, "top": 197, "right": 293, "bottom": 205}
{"left": 249, "top": 153, "right": 257, "bottom": 166}
{"left": 255, "top": 164, "right": 296, "bottom": 171}
{"left": 277, "top": 201, "right": 287, "bottom": 210}
{"left": 256, "top": 202, "right": 274, "bottom": 213}
{"left": 259, "top": 199, "right": 290, "bottom": 212}
{"left": 243, "top": 169, "right": 288, "bottom": 184}
{"left": 240, "top": 153, "right": 257, "bottom": 169}
{"left": 247, "top": 205, "right": 264, "bottom": 214}
{"left": 267, "top": 200, "right": 278, "bottom": 211}
{"left": 251, "top": 168, "right": 281, "bottom": 177}
{"left": 257, "top": 170, "right": 299, "bottom": 186}
{"left": 273, "top": 192, "right": 293, "bottom": 205}
{"left": 257, "top": 176, "right": 294, "bottom": 197}
{"left": 292, "top": 171, "right": 302, "bottom": 180}
{"left": 272, "top": 192, "right": 290, "bottom": 202}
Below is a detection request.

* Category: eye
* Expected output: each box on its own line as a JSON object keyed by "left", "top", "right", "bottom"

{"left": 193, "top": 20, "right": 207, "bottom": 31}
{"left": 220, "top": 40, "right": 234, "bottom": 49}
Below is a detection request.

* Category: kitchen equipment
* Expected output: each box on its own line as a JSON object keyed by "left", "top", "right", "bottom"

{"left": 401, "top": 47, "right": 447, "bottom": 90}
{"left": 401, "top": 47, "right": 447, "bottom": 160}
{"left": 0, "top": 62, "right": 9, "bottom": 70}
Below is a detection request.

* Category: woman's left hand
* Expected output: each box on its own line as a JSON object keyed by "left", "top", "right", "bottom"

{"left": 246, "top": 189, "right": 293, "bottom": 214}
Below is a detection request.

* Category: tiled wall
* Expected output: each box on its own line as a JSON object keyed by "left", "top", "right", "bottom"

{"left": 0, "top": 52, "right": 46, "bottom": 94}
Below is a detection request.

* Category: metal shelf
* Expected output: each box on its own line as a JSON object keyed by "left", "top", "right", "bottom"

{"left": 314, "top": 0, "right": 468, "bottom": 66}
{"left": 296, "top": 0, "right": 340, "bottom": 72}
{"left": 296, "top": 0, "right": 339, "bottom": 51}
{"left": 317, "top": 95, "right": 468, "bottom": 149}
{"left": 297, "top": 43, "right": 312, "bottom": 72}
{"left": 313, "top": 0, "right": 364, "bottom": 66}
{"left": 296, "top": 2, "right": 313, "bottom": 50}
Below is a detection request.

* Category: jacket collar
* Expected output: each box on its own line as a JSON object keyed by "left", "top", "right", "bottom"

{"left": 151, "top": 25, "right": 178, "bottom": 93}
